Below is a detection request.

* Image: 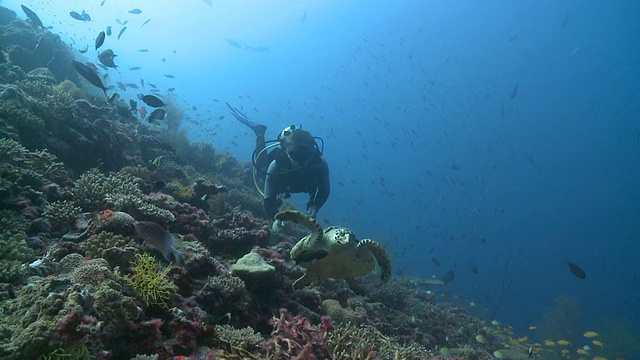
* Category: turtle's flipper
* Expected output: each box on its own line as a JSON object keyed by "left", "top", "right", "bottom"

{"left": 293, "top": 272, "right": 316, "bottom": 290}
{"left": 345, "top": 277, "right": 366, "bottom": 295}
{"left": 275, "top": 210, "right": 323, "bottom": 237}
{"left": 358, "top": 239, "right": 392, "bottom": 284}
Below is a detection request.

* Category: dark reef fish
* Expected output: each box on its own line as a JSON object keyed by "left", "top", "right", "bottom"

{"left": 129, "top": 8, "right": 142, "bottom": 14}
{"left": 442, "top": 269, "right": 455, "bottom": 284}
{"left": 566, "top": 260, "right": 586, "bottom": 279}
{"left": 95, "top": 31, "right": 105, "bottom": 50}
{"left": 140, "top": 94, "right": 164, "bottom": 107}
{"left": 129, "top": 99, "right": 137, "bottom": 112}
{"left": 21, "top": 5, "right": 43, "bottom": 28}
{"left": 106, "top": 26, "right": 112, "bottom": 36}
{"left": 98, "top": 49, "right": 118, "bottom": 68}
{"left": 147, "top": 108, "right": 166, "bottom": 123}
{"left": 69, "top": 11, "right": 85, "bottom": 21}
{"left": 134, "top": 221, "right": 183, "bottom": 264}
{"left": 72, "top": 60, "right": 108, "bottom": 96}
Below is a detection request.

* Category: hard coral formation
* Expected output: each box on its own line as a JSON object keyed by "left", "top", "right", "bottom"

{"left": 74, "top": 169, "right": 175, "bottom": 222}
{"left": 42, "top": 200, "right": 81, "bottom": 232}
{"left": 81, "top": 231, "right": 140, "bottom": 259}
{"left": 0, "top": 231, "right": 34, "bottom": 283}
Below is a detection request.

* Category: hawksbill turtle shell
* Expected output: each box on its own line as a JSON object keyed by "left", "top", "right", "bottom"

{"left": 275, "top": 210, "right": 391, "bottom": 292}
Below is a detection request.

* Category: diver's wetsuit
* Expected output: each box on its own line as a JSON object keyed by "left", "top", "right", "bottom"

{"left": 263, "top": 155, "right": 330, "bottom": 218}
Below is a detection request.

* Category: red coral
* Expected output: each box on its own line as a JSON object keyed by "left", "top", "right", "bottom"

{"left": 264, "top": 308, "right": 332, "bottom": 359}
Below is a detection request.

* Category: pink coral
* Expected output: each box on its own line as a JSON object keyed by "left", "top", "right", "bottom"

{"left": 264, "top": 308, "right": 332, "bottom": 360}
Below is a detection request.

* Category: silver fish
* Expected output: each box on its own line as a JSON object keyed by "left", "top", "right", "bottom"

{"left": 134, "top": 221, "right": 183, "bottom": 264}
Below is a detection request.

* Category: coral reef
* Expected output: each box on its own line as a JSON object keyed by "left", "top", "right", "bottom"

{"left": 0, "top": 231, "right": 34, "bottom": 283}
{"left": 124, "top": 253, "right": 175, "bottom": 307}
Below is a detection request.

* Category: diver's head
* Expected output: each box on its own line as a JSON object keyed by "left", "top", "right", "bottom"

{"left": 277, "top": 125, "right": 298, "bottom": 141}
{"left": 282, "top": 129, "right": 317, "bottom": 164}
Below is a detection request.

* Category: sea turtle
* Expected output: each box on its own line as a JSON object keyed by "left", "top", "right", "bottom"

{"left": 275, "top": 210, "right": 391, "bottom": 292}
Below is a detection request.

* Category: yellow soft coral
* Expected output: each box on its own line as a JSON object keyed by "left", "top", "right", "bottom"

{"left": 124, "top": 253, "right": 174, "bottom": 307}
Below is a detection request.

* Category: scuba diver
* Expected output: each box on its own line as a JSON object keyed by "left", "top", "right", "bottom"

{"left": 226, "top": 103, "right": 330, "bottom": 230}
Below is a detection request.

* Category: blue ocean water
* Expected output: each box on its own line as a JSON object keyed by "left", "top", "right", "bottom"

{"left": 5, "top": 0, "right": 639, "bottom": 354}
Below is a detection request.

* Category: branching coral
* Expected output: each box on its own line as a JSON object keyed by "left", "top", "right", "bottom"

{"left": 42, "top": 200, "right": 81, "bottom": 231}
{"left": 73, "top": 169, "right": 175, "bottom": 222}
{"left": 0, "top": 231, "right": 35, "bottom": 283}
{"left": 214, "top": 324, "right": 263, "bottom": 351}
{"left": 0, "top": 138, "right": 67, "bottom": 187}
{"left": 124, "top": 253, "right": 174, "bottom": 307}
{"left": 81, "top": 231, "right": 140, "bottom": 259}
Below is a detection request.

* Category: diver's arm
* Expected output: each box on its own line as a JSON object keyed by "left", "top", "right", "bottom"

{"left": 313, "top": 159, "right": 330, "bottom": 210}
{"left": 263, "top": 160, "right": 281, "bottom": 218}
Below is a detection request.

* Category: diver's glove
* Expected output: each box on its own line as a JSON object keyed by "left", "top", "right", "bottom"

{"left": 307, "top": 205, "right": 318, "bottom": 219}
{"left": 272, "top": 219, "right": 285, "bottom": 232}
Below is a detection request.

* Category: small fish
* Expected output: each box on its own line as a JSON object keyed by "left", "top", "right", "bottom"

{"left": 126, "top": 83, "right": 139, "bottom": 89}
{"left": 116, "top": 82, "right": 126, "bottom": 91}
{"left": 98, "top": 50, "right": 118, "bottom": 69}
{"left": 217, "top": 115, "right": 225, "bottom": 120}
{"left": 100, "top": 0, "right": 106, "bottom": 6}
{"left": 192, "top": 106, "right": 197, "bottom": 111}
{"left": 140, "top": 78, "right": 145, "bottom": 87}
{"left": 566, "top": 260, "right": 586, "bottom": 279}
{"left": 115, "top": 18, "right": 123, "bottom": 25}
{"left": 148, "top": 109, "right": 166, "bottom": 123}
{"left": 107, "top": 93, "right": 119, "bottom": 103}
{"left": 122, "top": 20, "right": 129, "bottom": 26}
{"left": 129, "top": 66, "right": 141, "bottom": 70}
{"left": 442, "top": 270, "right": 455, "bottom": 284}
{"left": 592, "top": 339, "right": 603, "bottom": 347}
{"left": 69, "top": 11, "right": 85, "bottom": 21}
{"left": 129, "top": 99, "right": 137, "bottom": 111}
{"left": 128, "top": 8, "right": 142, "bottom": 14}
{"left": 106, "top": 26, "right": 112, "bottom": 36}
{"left": 471, "top": 266, "right": 478, "bottom": 274}
{"left": 167, "top": 87, "right": 175, "bottom": 92}
{"left": 81, "top": 10, "right": 91, "bottom": 21}
{"left": 510, "top": 83, "right": 519, "bottom": 100}
{"left": 72, "top": 60, "right": 108, "bottom": 96}
{"left": 147, "top": 83, "right": 157, "bottom": 88}
{"left": 431, "top": 257, "right": 441, "bottom": 266}
{"left": 151, "top": 155, "right": 165, "bottom": 168}
{"left": 583, "top": 331, "right": 599, "bottom": 338}
{"left": 150, "top": 136, "right": 176, "bottom": 153}
{"left": 134, "top": 221, "right": 183, "bottom": 264}
{"left": 527, "top": 347, "right": 533, "bottom": 359}
{"left": 142, "top": 19, "right": 151, "bottom": 26}
{"left": 141, "top": 94, "right": 165, "bottom": 107}
{"left": 117, "top": 26, "right": 127, "bottom": 40}
{"left": 78, "top": 45, "right": 88, "bottom": 53}
{"left": 95, "top": 31, "right": 106, "bottom": 50}
{"left": 544, "top": 339, "right": 556, "bottom": 347}
{"left": 557, "top": 339, "right": 571, "bottom": 346}
{"left": 21, "top": 5, "right": 44, "bottom": 28}
{"left": 475, "top": 334, "right": 487, "bottom": 344}
{"left": 528, "top": 325, "right": 537, "bottom": 330}
{"left": 492, "top": 350, "right": 505, "bottom": 359}
{"left": 577, "top": 348, "right": 590, "bottom": 355}
{"left": 163, "top": 74, "right": 175, "bottom": 79}
{"left": 138, "top": 49, "right": 149, "bottom": 52}
{"left": 225, "top": 39, "right": 242, "bottom": 48}
{"left": 138, "top": 107, "right": 147, "bottom": 119}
